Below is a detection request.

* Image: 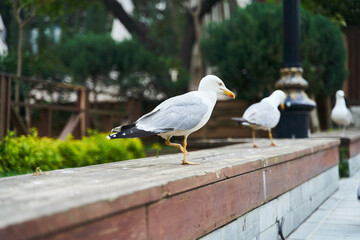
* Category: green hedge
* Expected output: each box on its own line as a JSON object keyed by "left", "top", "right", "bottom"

{"left": 0, "top": 130, "right": 145, "bottom": 177}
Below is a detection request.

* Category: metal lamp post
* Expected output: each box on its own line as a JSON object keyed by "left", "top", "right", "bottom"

{"left": 274, "top": 0, "right": 316, "bottom": 138}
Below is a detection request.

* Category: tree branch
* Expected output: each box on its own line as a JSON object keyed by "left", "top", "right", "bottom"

{"left": 102, "top": 0, "right": 156, "bottom": 50}
{"left": 180, "top": 0, "right": 221, "bottom": 70}
{"left": 22, "top": 10, "right": 35, "bottom": 26}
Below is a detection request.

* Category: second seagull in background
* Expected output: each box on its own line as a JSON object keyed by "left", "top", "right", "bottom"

{"left": 331, "top": 90, "right": 353, "bottom": 130}
{"left": 233, "top": 90, "right": 286, "bottom": 148}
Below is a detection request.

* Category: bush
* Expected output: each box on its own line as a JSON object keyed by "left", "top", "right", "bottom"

{"left": 0, "top": 130, "right": 145, "bottom": 177}
{"left": 114, "top": 38, "right": 188, "bottom": 99}
{"left": 58, "top": 33, "right": 116, "bottom": 86}
{"left": 201, "top": 2, "right": 347, "bottom": 102}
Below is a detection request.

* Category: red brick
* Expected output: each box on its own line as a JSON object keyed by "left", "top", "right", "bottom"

{"left": 264, "top": 146, "right": 338, "bottom": 201}
{"left": 50, "top": 207, "right": 147, "bottom": 240}
{"left": 0, "top": 188, "right": 160, "bottom": 240}
{"left": 148, "top": 170, "right": 264, "bottom": 240}
{"left": 311, "top": 147, "right": 339, "bottom": 177}
{"left": 161, "top": 170, "right": 227, "bottom": 197}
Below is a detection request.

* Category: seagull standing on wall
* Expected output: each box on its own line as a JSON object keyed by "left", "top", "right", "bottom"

{"left": 107, "top": 75, "right": 235, "bottom": 165}
{"left": 331, "top": 90, "right": 353, "bottom": 129}
{"left": 232, "top": 90, "right": 286, "bottom": 148}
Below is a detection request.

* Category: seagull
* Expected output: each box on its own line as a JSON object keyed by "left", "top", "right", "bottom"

{"left": 232, "top": 90, "right": 286, "bottom": 148}
{"left": 331, "top": 90, "right": 353, "bottom": 129}
{"left": 107, "top": 75, "right": 235, "bottom": 165}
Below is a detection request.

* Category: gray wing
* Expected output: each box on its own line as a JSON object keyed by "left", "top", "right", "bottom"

{"left": 136, "top": 93, "right": 209, "bottom": 132}
{"left": 243, "top": 101, "right": 280, "bottom": 129}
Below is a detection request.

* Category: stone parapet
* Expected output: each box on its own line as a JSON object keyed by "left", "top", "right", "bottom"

{"left": 312, "top": 130, "right": 360, "bottom": 175}
{"left": 0, "top": 138, "right": 339, "bottom": 240}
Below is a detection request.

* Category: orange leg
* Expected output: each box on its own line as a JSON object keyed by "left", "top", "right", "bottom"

{"left": 165, "top": 137, "right": 198, "bottom": 165}
{"left": 183, "top": 136, "right": 189, "bottom": 155}
{"left": 252, "top": 130, "right": 258, "bottom": 148}
{"left": 269, "top": 130, "right": 276, "bottom": 146}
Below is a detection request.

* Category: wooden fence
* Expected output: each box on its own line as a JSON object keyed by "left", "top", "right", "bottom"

{"left": 0, "top": 72, "right": 135, "bottom": 141}
{"left": 0, "top": 72, "right": 260, "bottom": 141}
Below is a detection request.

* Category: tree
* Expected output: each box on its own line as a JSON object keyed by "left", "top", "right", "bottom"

{"left": 301, "top": 0, "right": 360, "bottom": 27}
{"left": 9, "top": 0, "right": 37, "bottom": 116}
{"left": 102, "top": 0, "right": 223, "bottom": 88}
{"left": 2, "top": 0, "right": 226, "bottom": 99}
{"left": 201, "top": 2, "right": 347, "bottom": 101}
{"left": 113, "top": 38, "right": 188, "bottom": 99}
{"left": 58, "top": 33, "right": 116, "bottom": 101}
{"left": 10, "top": 0, "right": 37, "bottom": 77}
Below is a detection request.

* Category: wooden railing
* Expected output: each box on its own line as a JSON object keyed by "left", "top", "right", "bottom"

{"left": 0, "top": 72, "right": 131, "bottom": 140}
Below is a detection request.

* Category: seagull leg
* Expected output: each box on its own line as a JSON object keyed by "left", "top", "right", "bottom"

{"left": 183, "top": 136, "right": 189, "bottom": 155}
{"left": 181, "top": 136, "right": 198, "bottom": 165}
{"left": 269, "top": 130, "right": 276, "bottom": 146}
{"left": 252, "top": 130, "right": 258, "bottom": 148}
{"left": 165, "top": 137, "right": 185, "bottom": 152}
{"left": 165, "top": 137, "right": 198, "bottom": 165}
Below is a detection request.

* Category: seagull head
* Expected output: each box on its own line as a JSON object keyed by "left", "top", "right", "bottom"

{"left": 198, "top": 75, "right": 235, "bottom": 99}
{"left": 269, "top": 90, "right": 286, "bottom": 110}
{"left": 335, "top": 90, "right": 345, "bottom": 99}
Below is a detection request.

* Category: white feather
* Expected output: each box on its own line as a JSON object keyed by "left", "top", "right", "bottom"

{"left": 331, "top": 90, "right": 353, "bottom": 127}
{"left": 241, "top": 90, "right": 286, "bottom": 131}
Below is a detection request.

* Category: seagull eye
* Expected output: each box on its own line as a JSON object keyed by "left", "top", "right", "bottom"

{"left": 218, "top": 83, "right": 223, "bottom": 86}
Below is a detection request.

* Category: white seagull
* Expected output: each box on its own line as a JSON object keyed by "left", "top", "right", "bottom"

{"left": 331, "top": 90, "right": 353, "bottom": 129}
{"left": 107, "top": 75, "right": 235, "bottom": 165}
{"left": 232, "top": 90, "right": 286, "bottom": 148}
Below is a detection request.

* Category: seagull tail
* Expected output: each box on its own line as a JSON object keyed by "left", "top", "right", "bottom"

{"left": 107, "top": 124, "right": 158, "bottom": 139}
{"left": 232, "top": 117, "right": 250, "bottom": 126}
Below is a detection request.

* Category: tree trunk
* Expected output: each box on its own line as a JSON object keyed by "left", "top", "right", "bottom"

{"left": 181, "top": 0, "right": 221, "bottom": 72}
{"left": 16, "top": 24, "right": 23, "bottom": 77}
{"left": 14, "top": 23, "right": 23, "bottom": 115}
{"left": 181, "top": 12, "right": 195, "bottom": 71}
{"left": 188, "top": 5, "right": 204, "bottom": 91}
{"left": 102, "top": 0, "right": 222, "bottom": 92}
{"left": 102, "top": 0, "right": 221, "bottom": 73}
{"left": 102, "top": 0, "right": 156, "bottom": 50}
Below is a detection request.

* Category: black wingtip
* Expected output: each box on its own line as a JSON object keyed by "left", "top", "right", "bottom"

{"left": 107, "top": 127, "right": 158, "bottom": 139}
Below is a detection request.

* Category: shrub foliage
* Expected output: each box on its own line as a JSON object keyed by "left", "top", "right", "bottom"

{"left": 201, "top": 2, "right": 347, "bottom": 102}
{"left": 0, "top": 130, "right": 145, "bottom": 177}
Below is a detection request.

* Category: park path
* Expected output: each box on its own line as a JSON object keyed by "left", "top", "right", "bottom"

{"left": 288, "top": 170, "right": 360, "bottom": 240}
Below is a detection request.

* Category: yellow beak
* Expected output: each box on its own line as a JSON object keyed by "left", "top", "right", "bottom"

{"left": 221, "top": 88, "right": 235, "bottom": 99}
{"left": 280, "top": 103, "right": 285, "bottom": 110}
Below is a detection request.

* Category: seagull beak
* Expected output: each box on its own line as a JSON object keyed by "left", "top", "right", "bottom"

{"left": 221, "top": 88, "right": 235, "bottom": 99}
{"left": 280, "top": 103, "right": 285, "bottom": 111}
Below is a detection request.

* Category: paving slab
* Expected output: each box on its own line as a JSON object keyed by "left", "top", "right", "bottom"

{"left": 288, "top": 170, "right": 360, "bottom": 240}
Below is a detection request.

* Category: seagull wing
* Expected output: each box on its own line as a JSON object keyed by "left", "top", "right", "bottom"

{"left": 243, "top": 101, "right": 280, "bottom": 129}
{"left": 107, "top": 92, "right": 209, "bottom": 139}
{"left": 137, "top": 92, "right": 209, "bottom": 132}
{"left": 346, "top": 109, "right": 353, "bottom": 124}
